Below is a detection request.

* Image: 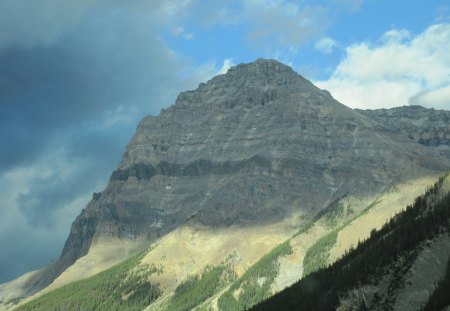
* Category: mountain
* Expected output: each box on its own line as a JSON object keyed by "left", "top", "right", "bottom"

{"left": 1, "top": 59, "right": 449, "bottom": 310}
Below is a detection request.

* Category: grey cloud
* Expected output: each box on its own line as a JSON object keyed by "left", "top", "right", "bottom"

{"left": 0, "top": 0, "right": 197, "bottom": 51}
{"left": 16, "top": 143, "right": 112, "bottom": 229}
{"left": 409, "top": 85, "right": 450, "bottom": 110}
{"left": 0, "top": 223, "right": 67, "bottom": 283}
{"left": 245, "top": 4, "right": 330, "bottom": 48}
{"left": 181, "top": 1, "right": 338, "bottom": 50}
{"left": 0, "top": 120, "right": 136, "bottom": 283}
{"left": 17, "top": 116, "right": 142, "bottom": 225}
{"left": 0, "top": 5, "right": 182, "bottom": 172}
{"left": 0, "top": 0, "right": 96, "bottom": 50}
{"left": 332, "top": 0, "right": 365, "bottom": 13}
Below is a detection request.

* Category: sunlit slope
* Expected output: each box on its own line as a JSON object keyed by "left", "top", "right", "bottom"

{"left": 252, "top": 173, "right": 450, "bottom": 311}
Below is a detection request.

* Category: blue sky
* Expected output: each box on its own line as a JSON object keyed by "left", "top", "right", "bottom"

{"left": 1, "top": 0, "right": 449, "bottom": 283}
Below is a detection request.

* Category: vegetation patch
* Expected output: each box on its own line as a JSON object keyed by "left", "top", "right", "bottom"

{"left": 293, "top": 220, "right": 314, "bottom": 238}
{"left": 294, "top": 195, "right": 351, "bottom": 238}
{"left": 313, "top": 195, "right": 347, "bottom": 227}
{"left": 361, "top": 197, "right": 382, "bottom": 214}
{"left": 166, "top": 261, "right": 235, "bottom": 311}
{"left": 302, "top": 190, "right": 388, "bottom": 277}
{"left": 194, "top": 304, "right": 214, "bottom": 311}
{"left": 217, "top": 241, "right": 292, "bottom": 311}
{"left": 16, "top": 251, "right": 161, "bottom": 311}
{"left": 2, "top": 296, "right": 23, "bottom": 308}
{"left": 302, "top": 229, "right": 338, "bottom": 276}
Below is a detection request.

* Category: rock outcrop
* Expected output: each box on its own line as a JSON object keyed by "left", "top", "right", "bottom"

{"left": 357, "top": 105, "right": 450, "bottom": 156}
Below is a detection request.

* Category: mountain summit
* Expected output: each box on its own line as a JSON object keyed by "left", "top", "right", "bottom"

{"left": 3, "top": 59, "right": 449, "bottom": 306}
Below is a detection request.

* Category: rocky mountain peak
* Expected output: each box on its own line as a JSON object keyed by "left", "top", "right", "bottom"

{"left": 206, "top": 58, "right": 298, "bottom": 87}
{"left": 225, "top": 58, "right": 297, "bottom": 80}
{"left": 171, "top": 58, "right": 326, "bottom": 112}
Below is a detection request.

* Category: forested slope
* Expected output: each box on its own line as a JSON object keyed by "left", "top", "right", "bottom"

{"left": 252, "top": 174, "right": 450, "bottom": 311}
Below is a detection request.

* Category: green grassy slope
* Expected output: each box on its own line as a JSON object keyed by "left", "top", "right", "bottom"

{"left": 217, "top": 241, "right": 292, "bottom": 311}
{"left": 15, "top": 251, "right": 161, "bottom": 311}
{"left": 302, "top": 230, "right": 338, "bottom": 277}
{"left": 166, "top": 261, "right": 235, "bottom": 311}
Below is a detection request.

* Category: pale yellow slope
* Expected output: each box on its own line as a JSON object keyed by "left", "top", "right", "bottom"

{"left": 145, "top": 173, "right": 446, "bottom": 310}
{"left": 46, "top": 237, "right": 148, "bottom": 292}
{"left": 0, "top": 270, "right": 41, "bottom": 311}
{"left": 141, "top": 213, "right": 303, "bottom": 298}
{"left": 14, "top": 237, "right": 149, "bottom": 308}
{"left": 329, "top": 174, "right": 441, "bottom": 263}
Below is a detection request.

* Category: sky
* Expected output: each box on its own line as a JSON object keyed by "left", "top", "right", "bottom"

{"left": 1, "top": 0, "right": 450, "bottom": 284}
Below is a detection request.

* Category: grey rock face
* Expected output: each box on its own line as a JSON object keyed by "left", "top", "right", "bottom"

{"left": 357, "top": 105, "right": 450, "bottom": 162}
{"left": 337, "top": 233, "right": 450, "bottom": 311}
{"left": 24, "top": 59, "right": 450, "bottom": 294}
{"left": 357, "top": 106, "right": 450, "bottom": 147}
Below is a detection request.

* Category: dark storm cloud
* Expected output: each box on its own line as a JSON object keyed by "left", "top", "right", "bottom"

{"left": 0, "top": 224, "right": 66, "bottom": 283}
{"left": 16, "top": 126, "right": 125, "bottom": 228}
{"left": 0, "top": 120, "right": 137, "bottom": 283}
{"left": 0, "top": 4, "right": 181, "bottom": 172}
{"left": 0, "top": 0, "right": 95, "bottom": 49}
{"left": 0, "top": 1, "right": 195, "bottom": 283}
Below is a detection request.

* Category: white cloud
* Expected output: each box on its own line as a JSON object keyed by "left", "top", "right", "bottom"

{"left": 315, "top": 37, "right": 338, "bottom": 54}
{"left": 0, "top": 148, "right": 100, "bottom": 282}
{"left": 183, "top": 33, "right": 194, "bottom": 40}
{"left": 172, "top": 26, "right": 194, "bottom": 40}
{"left": 381, "top": 28, "right": 411, "bottom": 43}
{"left": 269, "top": 49, "right": 295, "bottom": 68}
{"left": 410, "top": 85, "right": 450, "bottom": 109}
{"left": 217, "top": 58, "right": 235, "bottom": 75}
{"left": 185, "top": 58, "right": 235, "bottom": 89}
{"left": 316, "top": 23, "right": 450, "bottom": 109}
{"left": 173, "top": 26, "right": 185, "bottom": 36}
{"left": 157, "top": 0, "right": 193, "bottom": 17}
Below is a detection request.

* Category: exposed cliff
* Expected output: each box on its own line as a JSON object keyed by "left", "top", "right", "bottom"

{"left": 357, "top": 105, "right": 450, "bottom": 159}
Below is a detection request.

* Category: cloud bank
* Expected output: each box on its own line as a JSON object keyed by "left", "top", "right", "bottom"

{"left": 316, "top": 23, "right": 450, "bottom": 109}
{"left": 0, "top": 0, "right": 217, "bottom": 283}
